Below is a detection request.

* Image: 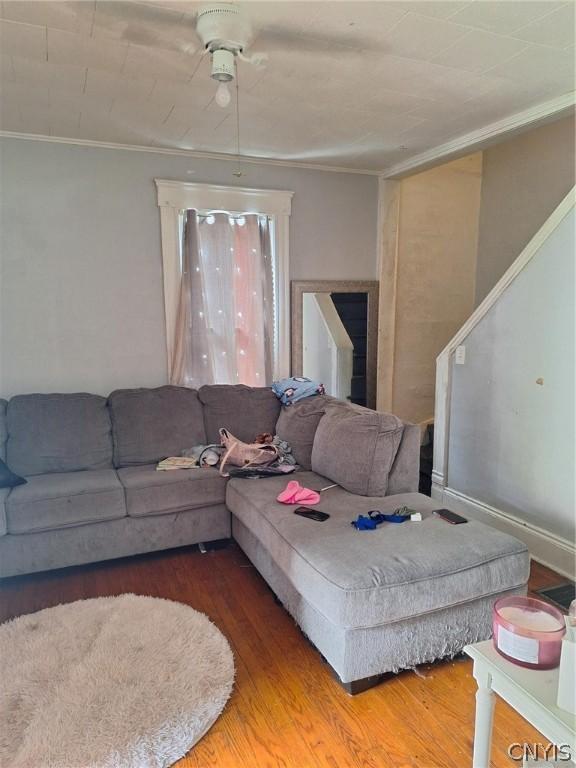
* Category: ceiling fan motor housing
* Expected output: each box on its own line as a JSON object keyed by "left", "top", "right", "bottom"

{"left": 196, "top": 3, "right": 253, "bottom": 54}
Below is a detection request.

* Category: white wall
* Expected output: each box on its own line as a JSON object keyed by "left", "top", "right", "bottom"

{"left": 475, "top": 115, "right": 575, "bottom": 305}
{"left": 447, "top": 206, "right": 575, "bottom": 545}
{"left": 0, "top": 137, "right": 378, "bottom": 398}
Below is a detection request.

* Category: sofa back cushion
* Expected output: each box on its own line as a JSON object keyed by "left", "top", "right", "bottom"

{"left": 7, "top": 393, "right": 113, "bottom": 477}
{"left": 311, "top": 403, "right": 404, "bottom": 496}
{"left": 108, "top": 386, "right": 206, "bottom": 468}
{"left": 0, "top": 399, "right": 7, "bottom": 462}
{"left": 387, "top": 423, "right": 420, "bottom": 495}
{"left": 275, "top": 395, "right": 332, "bottom": 470}
{"left": 198, "top": 385, "right": 280, "bottom": 444}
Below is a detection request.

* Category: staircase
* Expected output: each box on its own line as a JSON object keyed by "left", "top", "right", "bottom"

{"left": 331, "top": 292, "right": 368, "bottom": 407}
{"left": 432, "top": 187, "right": 575, "bottom": 578}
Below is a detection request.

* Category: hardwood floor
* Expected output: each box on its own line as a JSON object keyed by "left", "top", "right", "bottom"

{"left": 0, "top": 544, "right": 564, "bottom": 768}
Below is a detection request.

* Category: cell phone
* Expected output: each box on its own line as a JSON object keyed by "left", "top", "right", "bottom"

{"left": 294, "top": 507, "right": 330, "bottom": 522}
{"left": 434, "top": 508, "right": 467, "bottom": 525}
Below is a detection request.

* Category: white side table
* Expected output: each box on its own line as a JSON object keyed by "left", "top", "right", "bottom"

{"left": 465, "top": 640, "right": 576, "bottom": 768}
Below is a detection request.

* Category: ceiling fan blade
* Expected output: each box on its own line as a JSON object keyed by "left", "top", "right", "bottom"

{"left": 94, "top": 1, "right": 199, "bottom": 54}
{"left": 256, "top": 25, "right": 382, "bottom": 54}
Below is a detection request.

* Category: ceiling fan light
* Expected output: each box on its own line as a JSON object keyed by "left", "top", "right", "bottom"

{"left": 215, "top": 81, "right": 231, "bottom": 108}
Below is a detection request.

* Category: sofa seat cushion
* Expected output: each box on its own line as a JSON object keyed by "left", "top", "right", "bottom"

{"left": 6, "top": 393, "right": 113, "bottom": 477}
{"left": 108, "top": 386, "right": 206, "bottom": 468}
{"left": 117, "top": 465, "right": 227, "bottom": 518}
{"left": 6, "top": 470, "right": 126, "bottom": 534}
{"left": 226, "top": 472, "right": 530, "bottom": 630}
{"left": 311, "top": 403, "right": 404, "bottom": 496}
{"left": 198, "top": 385, "right": 280, "bottom": 443}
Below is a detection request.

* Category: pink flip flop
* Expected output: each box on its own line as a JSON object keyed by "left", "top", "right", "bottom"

{"left": 277, "top": 480, "right": 301, "bottom": 504}
{"left": 277, "top": 481, "right": 321, "bottom": 506}
{"left": 294, "top": 487, "right": 320, "bottom": 505}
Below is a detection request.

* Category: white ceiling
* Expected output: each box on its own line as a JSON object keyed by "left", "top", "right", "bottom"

{"left": 0, "top": 0, "right": 574, "bottom": 172}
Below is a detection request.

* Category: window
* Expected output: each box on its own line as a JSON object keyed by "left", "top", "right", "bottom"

{"left": 156, "top": 180, "right": 292, "bottom": 387}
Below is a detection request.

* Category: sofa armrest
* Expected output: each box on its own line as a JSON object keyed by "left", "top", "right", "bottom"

{"left": 386, "top": 423, "right": 420, "bottom": 495}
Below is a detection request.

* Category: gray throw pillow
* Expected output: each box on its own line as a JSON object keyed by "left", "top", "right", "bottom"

{"left": 311, "top": 403, "right": 404, "bottom": 496}
{"left": 0, "top": 458, "right": 26, "bottom": 488}
{"left": 276, "top": 395, "right": 331, "bottom": 470}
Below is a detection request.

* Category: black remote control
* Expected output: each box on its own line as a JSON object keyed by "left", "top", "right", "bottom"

{"left": 294, "top": 507, "right": 330, "bottom": 522}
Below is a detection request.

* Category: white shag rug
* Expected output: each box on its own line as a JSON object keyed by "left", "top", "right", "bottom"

{"left": 0, "top": 594, "right": 234, "bottom": 768}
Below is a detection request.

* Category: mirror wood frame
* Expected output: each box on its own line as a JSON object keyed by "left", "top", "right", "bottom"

{"left": 291, "top": 280, "right": 379, "bottom": 410}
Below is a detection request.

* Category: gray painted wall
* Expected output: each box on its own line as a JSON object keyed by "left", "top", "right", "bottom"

{"left": 475, "top": 115, "right": 575, "bottom": 305}
{"left": 448, "top": 205, "right": 575, "bottom": 544}
{"left": 0, "top": 138, "right": 378, "bottom": 398}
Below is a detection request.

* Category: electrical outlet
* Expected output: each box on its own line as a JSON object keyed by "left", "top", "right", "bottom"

{"left": 455, "top": 345, "right": 466, "bottom": 365}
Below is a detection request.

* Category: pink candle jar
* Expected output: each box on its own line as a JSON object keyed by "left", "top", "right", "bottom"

{"left": 493, "top": 596, "right": 566, "bottom": 669}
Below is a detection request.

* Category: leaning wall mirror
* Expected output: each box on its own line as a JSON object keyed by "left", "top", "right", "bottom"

{"left": 291, "top": 281, "right": 379, "bottom": 410}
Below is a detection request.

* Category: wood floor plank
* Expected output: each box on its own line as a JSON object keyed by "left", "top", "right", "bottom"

{"left": 426, "top": 654, "right": 546, "bottom": 766}
{"left": 0, "top": 546, "right": 567, "bottom": 768}
{"left": 528, "top": 561, "right": 569, "bottom": 592}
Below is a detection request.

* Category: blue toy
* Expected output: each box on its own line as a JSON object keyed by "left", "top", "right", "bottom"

{"left": 351, "top": 508, "right": 412, "bottom": 531}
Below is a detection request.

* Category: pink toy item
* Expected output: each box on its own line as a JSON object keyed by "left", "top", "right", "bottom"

{"left": 277, "top": 481, "right": 321, "bottom": 506}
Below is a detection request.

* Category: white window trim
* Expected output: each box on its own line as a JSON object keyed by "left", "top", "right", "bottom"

{"left": 155, "top": 179, "right": 293, "bottom": 382}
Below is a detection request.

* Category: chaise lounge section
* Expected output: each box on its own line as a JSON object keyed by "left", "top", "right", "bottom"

{"left": 227, "top": 474, "right": 528, "bottom": 691}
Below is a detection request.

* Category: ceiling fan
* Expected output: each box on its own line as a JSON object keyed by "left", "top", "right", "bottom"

{"left": 93, "top": 1, "right": 380, "bottom": 107}
{"left": 93, "top": 2, "right": 268, "bottom": 107}
{"left": 195, "top": 3, "right": 268, "bottom": 108}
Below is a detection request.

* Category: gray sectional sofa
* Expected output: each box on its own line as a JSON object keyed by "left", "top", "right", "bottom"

{"left": 0, "top": 384, "right": 529, "bottom": 693}
{"left": 0, "top": 386, "right": 418, "bottom": 578}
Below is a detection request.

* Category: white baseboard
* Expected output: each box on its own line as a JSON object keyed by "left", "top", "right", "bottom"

{"left": 436, "top": 487, "right": 575, "bottom": 581}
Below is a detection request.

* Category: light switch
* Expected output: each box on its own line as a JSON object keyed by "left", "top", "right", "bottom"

{"left": 455, "top": 345, "right": 466, "bottom": 365}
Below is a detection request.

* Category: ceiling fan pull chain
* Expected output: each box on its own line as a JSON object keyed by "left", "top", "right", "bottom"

{"left": 233, "top": 62, "right": 243, "bottom": 179}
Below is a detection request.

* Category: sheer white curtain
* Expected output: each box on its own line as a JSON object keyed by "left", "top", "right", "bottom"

{"left": 171, "top": 210, "right": 275, "bottom": 388}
